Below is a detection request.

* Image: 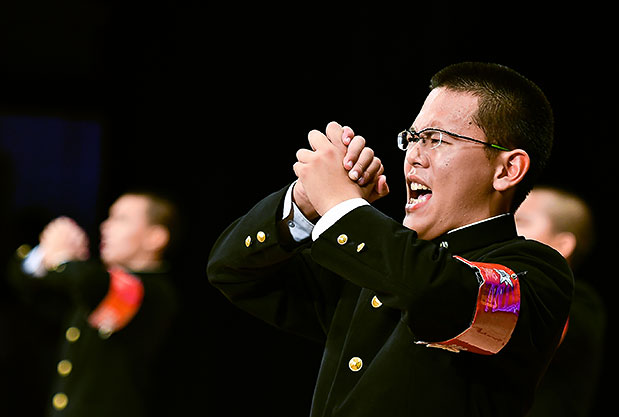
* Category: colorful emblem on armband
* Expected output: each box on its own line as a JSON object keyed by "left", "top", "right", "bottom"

{"left": 88, "top": 268, "right": 144, "bottom": 338}
{"left": 419, "top": 256, "right": 521, "bottom": 355}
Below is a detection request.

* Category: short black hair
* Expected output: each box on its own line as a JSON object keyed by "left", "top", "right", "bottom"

{"left": 124, "top": 190, "right": 181, "bottom": 260}
{"left": 430, "top": 62, "right": 554, "bottom": 211}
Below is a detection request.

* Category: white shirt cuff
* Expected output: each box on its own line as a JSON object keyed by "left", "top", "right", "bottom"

{"left": 311, "top": 198, "right": 369, "bottom": 241}
{"left": 282, "top": 182, "right": 296, "bottom": 219}
{"left": 282, "top": 182, "right": 315, "bottom": 242}
{"left": 22, "top": 245, "right": 47, "bottom": 278}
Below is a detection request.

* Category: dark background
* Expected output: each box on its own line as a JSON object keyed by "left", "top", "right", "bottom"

{"left": 0, "top": 1, "right": 615, "bottom": 415}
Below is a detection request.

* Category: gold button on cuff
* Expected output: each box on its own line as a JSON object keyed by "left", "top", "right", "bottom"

{"left": 348, "top": 356, "right": 363, "bottom": 372}
{"left": 371, "top": 295, "right": 382, "bottom": 308}
{"left": 52, "top": 392, "right": 68, "bottom": 410}
{"left": 16, "top": 244, "right": 32, "bottom": 260}
{"left": 356, "top": 242, "right": 365, "bottom": 253}
{"left": 245, "top": 236, "right": 252, "bottom": 247}
{"left": 65, "top": 327, "right": 80, "bottom": 343}
{"left": 57, "top": 359, "right": 72, "bottom": 376}
{"left": 256, "top": 231, "right": 266, "bottom": 243}
{"left": 337, "top": 234, "right": 348, "bottom": 245}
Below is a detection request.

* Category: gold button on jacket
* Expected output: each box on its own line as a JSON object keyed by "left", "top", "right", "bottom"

{"left": 348, "top": 356, "right": 363, "bottom": 372}
{"left": 371, "top": 295, "right": 382, "bottom": 308}
{"left": 65, "top": 327, "right": 81, "bottom": 342}
{"left": 52, "top": 392, "right": 69, "bottom": 410}
{"left": 257, "top": 231, "right": 266, "bottom": 242}
{"left": 57, "top": 359, "right": 73, "bottom": 376}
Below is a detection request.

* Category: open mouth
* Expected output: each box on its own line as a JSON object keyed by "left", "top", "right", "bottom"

{"left": 407, "top": 182, "right": 432, "bottom": 208}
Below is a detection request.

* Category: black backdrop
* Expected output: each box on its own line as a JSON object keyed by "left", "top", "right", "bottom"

{"left": 0, "top": 2, "right": 615, "bottom": 415}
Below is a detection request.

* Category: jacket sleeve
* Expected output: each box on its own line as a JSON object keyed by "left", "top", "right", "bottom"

{"left": 7, "top": 247, "right": 111, "bottom": 318}
{"left": 310, "top": 205, "right": 572, "bottom": 355}
{"left": 206, "top": 187, "right": 344, "bottom": 343}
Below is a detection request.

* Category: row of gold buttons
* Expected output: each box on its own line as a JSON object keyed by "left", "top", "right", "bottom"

{"left": 245, "top": 231, "right": 267, "bottom": 247}
{"left": 339, "top": 233, "right": 378, "bottom": 373}
{"left": 52, "top": 327, "right": 81, "bottom": 411}
{"left": 336, "top": 234, "right": 366, "bottom": 253}
{"left": 348, "top": 294, "right": 383, "bottom": 372}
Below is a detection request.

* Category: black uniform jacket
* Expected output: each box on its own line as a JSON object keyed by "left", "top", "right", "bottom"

{"left": 9, "top": 255, "right": 178, "bottom": 417}
{"left": 207, "top": 187, "right": 573, "bottom": 417}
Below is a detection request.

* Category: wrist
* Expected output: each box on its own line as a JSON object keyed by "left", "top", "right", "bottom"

{"left": 292, "top": 183, "right": 320, "bottom": 221}
{"left": 315, "top": 190, "right": 365, "bottom": 217}
{"left": 312, "top": 198, "right": 369, "bottom": 241}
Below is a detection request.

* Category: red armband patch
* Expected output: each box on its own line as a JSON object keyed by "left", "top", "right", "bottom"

{"left": 88, "top": 268, "right": 144, "bottom": 338}
{"left": 419, "top": 256, "right": 521, "bottom": 355}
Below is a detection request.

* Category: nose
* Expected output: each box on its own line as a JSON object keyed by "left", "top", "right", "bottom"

{"left": 100, "top": 218, "right": 109, "bottom": 234}
{"left": 405, "top": 142, "right": 429, "bottom": 170}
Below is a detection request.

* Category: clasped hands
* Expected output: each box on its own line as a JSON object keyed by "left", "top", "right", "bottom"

{"left": 293, "top": 121, "right": 389, "bottom": 219}
{"left": 38, "top": 216, "right": 90, "bottom": 270}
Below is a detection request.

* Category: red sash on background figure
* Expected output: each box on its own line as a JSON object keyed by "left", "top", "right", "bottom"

{"left": 88, "top": 268, "right": 145, "bottom": 338}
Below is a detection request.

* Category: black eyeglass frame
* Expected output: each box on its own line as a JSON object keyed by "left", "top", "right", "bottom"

{"left": 397, "top": 127, "right": 511, "bottom": 152}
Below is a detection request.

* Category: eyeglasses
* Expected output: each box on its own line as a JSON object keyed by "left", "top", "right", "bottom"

{"left": 397, "top": 127, "right": 511, "bottom": 152}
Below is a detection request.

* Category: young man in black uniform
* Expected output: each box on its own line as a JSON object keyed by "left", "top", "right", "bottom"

{"left": 207, "top": 62, "right": 573, "bottom": 416}
{"left": 11, "top": 191, "right": 178, "bottom": 417}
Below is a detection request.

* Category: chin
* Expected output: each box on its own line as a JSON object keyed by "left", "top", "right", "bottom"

{"left": 403, "top": 215, "right": 438, "bottom": 240}
{"left": 402, "top": 215, "right": 414, "bottom": 230}
{"left": 403, "top": 215, "right": 422, "bottom": 234}
{"left": 100, "top": 253, "right": 114, "bottom": 267}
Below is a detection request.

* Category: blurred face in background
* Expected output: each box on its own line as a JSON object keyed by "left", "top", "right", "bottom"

{"left": 515, "top": 189, "right": 579, "bottom": 263}
{"left": 514, "top": 190, "right": 556, "bottom": 245}
{"left": 99, "top": 194, "right": 159, "bottom": 270}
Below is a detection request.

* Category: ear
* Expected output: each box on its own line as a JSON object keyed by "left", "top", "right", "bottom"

{"left": 493, "top": 149, "right": 530, "bottom": 192}
{"left": 551, "top": 231, "right": 577, "bottom": 261}
{"left": 144, "top": 225, "right": 170, "bottom": 254}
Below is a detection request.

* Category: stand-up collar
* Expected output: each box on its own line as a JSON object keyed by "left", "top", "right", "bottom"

{"left": 431, "top": 213, "right": 519, "bottom": 254}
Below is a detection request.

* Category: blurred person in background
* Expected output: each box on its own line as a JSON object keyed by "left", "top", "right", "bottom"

{"left": 515, "top": 185, "right": 606, "bottom": 417}
{"left": 8, "top": 191, "right": 179, "bottom": 417}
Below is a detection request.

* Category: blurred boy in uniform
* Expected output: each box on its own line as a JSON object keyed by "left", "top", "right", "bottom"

{"left": 10, "top": 191, "right": 179, "bottom": 417}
